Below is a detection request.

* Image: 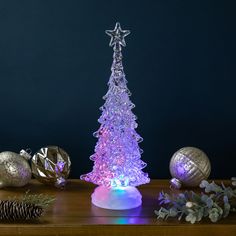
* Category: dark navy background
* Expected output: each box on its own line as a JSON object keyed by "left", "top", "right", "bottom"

{"left": 0, "top": 0, "right": 235, "bottom": 179}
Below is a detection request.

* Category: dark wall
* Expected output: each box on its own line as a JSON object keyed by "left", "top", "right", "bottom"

{"left": 0, "top": 0, "right": 235, "bottom": 179}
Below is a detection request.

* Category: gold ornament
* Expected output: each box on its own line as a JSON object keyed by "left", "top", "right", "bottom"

{"left": 169, "top": 147, "right": 211, "bottom": 189}
{"left": 0, "top": 150, "right": 32, "bottom": 188}
{"left": 31, "top": 146, "right": 71, "bottom": 188}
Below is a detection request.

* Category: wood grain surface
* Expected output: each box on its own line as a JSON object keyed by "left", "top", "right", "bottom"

{"left": 0, "top": 179, "right": 235, "bottom": 236}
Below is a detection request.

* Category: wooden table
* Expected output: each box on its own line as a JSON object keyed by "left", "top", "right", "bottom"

{"left": 0, "top": 179, "right": 235, "bottom": 236}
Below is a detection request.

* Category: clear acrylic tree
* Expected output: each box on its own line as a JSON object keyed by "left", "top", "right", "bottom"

{"left": 81, "top": 23, "right": 150, "bottom": 209}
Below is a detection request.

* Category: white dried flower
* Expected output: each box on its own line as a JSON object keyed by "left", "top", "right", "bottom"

{"left": 186, "top": 201, "right": 194, "bottom": 208}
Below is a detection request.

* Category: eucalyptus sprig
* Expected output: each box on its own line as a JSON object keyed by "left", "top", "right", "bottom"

{"left": 155, "top": 178, "right": 236, "bottom": 224}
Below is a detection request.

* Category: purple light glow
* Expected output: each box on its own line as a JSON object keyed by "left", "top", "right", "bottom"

{"left": 55, "top": 161, "right": 65, "bottom": 173}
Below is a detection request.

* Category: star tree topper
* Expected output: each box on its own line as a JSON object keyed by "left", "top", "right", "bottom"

{"left": 105, "top": 22, "right": 130, "bottom": 47}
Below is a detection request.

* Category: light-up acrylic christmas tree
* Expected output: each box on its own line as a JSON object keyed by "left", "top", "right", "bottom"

{"left": 81, "top": 22, "right": 150, "bottom": 210}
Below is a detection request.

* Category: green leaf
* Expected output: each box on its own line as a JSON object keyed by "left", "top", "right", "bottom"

{"left": 186, "top": 213, "right": 197, "bottom": 224}
{"left": 169, "top": 207, "right": 178, "bottom": 217}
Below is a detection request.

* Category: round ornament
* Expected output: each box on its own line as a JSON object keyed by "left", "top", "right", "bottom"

{"left": 169, "top": 147, "right": 211, "bottom": 189}
{"left": 31, "top": 146, "right": 71, "bottom": 188}
{"left": 0, "top": 150, "right": 32, "bottom": 188}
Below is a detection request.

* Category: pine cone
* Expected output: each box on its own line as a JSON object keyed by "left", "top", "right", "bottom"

{"left": 0, "top": 200, "right": 43, "bottom": 221}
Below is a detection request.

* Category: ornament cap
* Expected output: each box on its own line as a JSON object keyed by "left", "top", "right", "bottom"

{"left": 170, "top": 178, "right": 182, "bottom": 189}
{"left": 55, "top": 177, "right": 66, "bottom": 189}
{"left": 20, "top": 149, "right": 32, "bottom": 160}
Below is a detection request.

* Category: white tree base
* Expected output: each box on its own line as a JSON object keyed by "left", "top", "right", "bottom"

{"left": 91, "top": 185, "right": 142, "bottom": 210}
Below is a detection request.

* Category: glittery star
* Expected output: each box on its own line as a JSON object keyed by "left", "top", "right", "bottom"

{"left": 105, "top": 22, "right": 130, "bottom": 47}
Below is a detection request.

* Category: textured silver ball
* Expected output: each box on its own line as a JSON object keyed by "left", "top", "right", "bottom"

{"left": 0, "top": 151, "right": 32, "bottom": 188}
{"left": 169, "top": 147, "right": 211, "bottom": 189}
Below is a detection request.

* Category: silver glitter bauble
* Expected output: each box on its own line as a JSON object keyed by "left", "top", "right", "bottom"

{"left": 0, "top": 150, "right": 32, "bottom": 188}
{"left": 169, "top": 147, "right": 211, "bottom": 189}
{"left": 31, "top": 146, "right": 71, "bottom": 188}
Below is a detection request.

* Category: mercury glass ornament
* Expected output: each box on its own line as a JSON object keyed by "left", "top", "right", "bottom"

{"left": 31, "top": 146, "right": 71, "bottom": 188}
{"left": 169, "top": 147, "right": 211, "bottom": 189}
{"left": 0, "top": 150, "right": 32, "bottom": 188}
